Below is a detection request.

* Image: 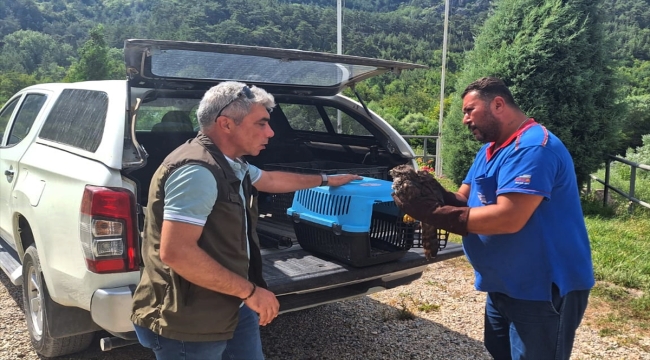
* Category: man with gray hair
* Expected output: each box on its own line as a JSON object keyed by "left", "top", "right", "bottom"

{"left": 131, "top": 81, "right": 360, "bottom": 359}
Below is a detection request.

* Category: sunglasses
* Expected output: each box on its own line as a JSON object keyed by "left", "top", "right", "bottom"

{"left": 215, "top": 85, "right": 254, "bottom": 120}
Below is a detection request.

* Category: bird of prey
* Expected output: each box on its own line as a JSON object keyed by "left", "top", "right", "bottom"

{"left": 389, "top": 165, "right": 445, "bottom": 259}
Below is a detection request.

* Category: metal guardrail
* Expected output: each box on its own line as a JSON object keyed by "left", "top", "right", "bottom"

{"left": 402, "top": 135, "right": 441, "bottom": 177}
{"left": 587, "top": 155, "right": 650, "bottom": 212}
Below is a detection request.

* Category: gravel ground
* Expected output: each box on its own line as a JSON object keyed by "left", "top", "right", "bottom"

{"left": 1, "top": 257, "right": 648, "bottom": 359}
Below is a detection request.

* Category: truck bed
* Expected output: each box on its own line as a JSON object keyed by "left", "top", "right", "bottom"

{"left": 256, "top": 219, "right": 464, "bottom": 313}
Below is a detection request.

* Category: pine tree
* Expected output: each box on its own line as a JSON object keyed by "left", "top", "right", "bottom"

{"left": 442, "top": 0, "right": 622, "bottom": 186}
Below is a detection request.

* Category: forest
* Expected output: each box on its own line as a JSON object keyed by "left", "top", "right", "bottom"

{"left": 1, "top": 0, "right": 649, "bottom": 181}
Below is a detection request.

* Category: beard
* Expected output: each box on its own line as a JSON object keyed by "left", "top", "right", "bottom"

{"left": 468, "top": 110, "right": 500, "bottom": 143}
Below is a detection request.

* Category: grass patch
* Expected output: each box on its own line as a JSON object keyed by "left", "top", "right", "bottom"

{"left": 587, "top": 166, "right": 650, "bottom": 218}
{"left": 388, "top": 292, "right": 441, "bottom": 318}
{"left": 581, "top": 156, "right": 650, "bottom": 347}
{"left": 417, "top": 301, "right": 440, "bottom": 313}
{"left": 582, "top": 203, "right": 650, "bottom": 347}
{"left": 392, "top": 293, "right": 414, "bottom": 320}
{"left": 630, "top": 294, "right": 650, "bottom": 321}
{"left": 598, "top": 327, "right": 619, "bottom": 337}
{"left": 580, "top": 192, "right": 618, "bottom": 218}
{"left": 591, "top": 283, "right": 630, "bottom": 301}
{"left": 586, "top": 216, "right": 650, "bottom": 290}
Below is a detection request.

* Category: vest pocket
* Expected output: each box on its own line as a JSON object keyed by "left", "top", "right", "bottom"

{"left": 227, "top": 192, "right": 247, "bottom": 251}
{"left": 172, "top": 286, "right": 241, "bottom": 336}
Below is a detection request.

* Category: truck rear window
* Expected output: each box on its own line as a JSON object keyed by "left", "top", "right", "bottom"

{"left": 39, "top": 89, "right": 108, "bottom": 152}
{"left": 150, "top": 49, "right": 370, "bottom": 87}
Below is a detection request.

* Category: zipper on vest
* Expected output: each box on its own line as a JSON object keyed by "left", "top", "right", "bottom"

{"left": 241, "top": 204, "right": 247, "bottom": 251}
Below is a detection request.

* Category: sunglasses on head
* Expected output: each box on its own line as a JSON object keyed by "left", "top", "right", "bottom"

{"left": 215, "top": 85, "right": 254, "bottom": 120}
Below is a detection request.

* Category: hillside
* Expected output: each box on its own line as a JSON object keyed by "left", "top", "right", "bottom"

{"left": 1, "top": 0, "right": 649, "bottom": 152}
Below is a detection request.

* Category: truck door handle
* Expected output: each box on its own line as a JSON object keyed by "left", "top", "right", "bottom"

{"left": 4, "top": 170, "right": 14, "bottom": 176}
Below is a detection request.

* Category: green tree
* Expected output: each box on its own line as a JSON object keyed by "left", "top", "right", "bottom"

{"left": 65, "top": 25, "right": 122, "bottom": 82}
{"left": 0, "top": 30, "right": 72, "bottom": 75}
{"left": 443, "top": 0, "right": 621, "bottom": 186}
{"left": 627, "top": 134, "right": 650, "bottom": 172}
{"left": 615, "top": 59, "right": 650, "bottom": 153}
{"left": 617, "top": 95, "right": 650, "bottom": 154}
{"left": 599, "top": 0, "right": 650, "bottom": 62}
{"left": 398, "top": 113, "right": 437, "bottom": 136}
{"left": 0, "top": 72, "right": 38, "bottom": 105}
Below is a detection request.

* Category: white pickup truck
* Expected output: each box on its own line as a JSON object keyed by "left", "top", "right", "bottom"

{"left": 0, "top": 39, "right": 463, "bottom": 357}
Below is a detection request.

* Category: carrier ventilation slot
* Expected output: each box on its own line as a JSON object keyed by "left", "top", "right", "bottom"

{"left": 295, "top": 189, "right": 351, "bottom": 216}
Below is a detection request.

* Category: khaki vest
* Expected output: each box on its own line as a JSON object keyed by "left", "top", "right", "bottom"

{"left": 131, "top": 132, "right": 265, "bottom": 342}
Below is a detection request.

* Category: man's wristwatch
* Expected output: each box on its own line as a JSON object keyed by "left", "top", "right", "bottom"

{"left": 320, "top": 173, "right": 329, "bottom": 186}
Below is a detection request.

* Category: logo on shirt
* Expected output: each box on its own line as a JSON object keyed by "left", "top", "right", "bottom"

{"left": 514, "top": 174, "right": 531, "bottom": 185}
{"left": 477, "top": 192, "right": 487, "bottom": 205}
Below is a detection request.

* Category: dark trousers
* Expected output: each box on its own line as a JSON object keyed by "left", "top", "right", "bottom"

{"left": 484, "top": 285, "right": 590, "bottom": 360}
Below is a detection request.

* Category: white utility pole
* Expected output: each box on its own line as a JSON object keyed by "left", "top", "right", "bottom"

{"left": 337, "top": 0, "right": 342, "bottom": 55}
{"left": 336, "top": 0, "right": 343, "bottom": 133}
{"left": 435, "top": 0, "right": 450, "bottom": 178}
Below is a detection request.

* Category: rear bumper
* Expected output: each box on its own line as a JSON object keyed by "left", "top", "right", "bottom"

{"left": 90, "top": 286, "right": 136, "bottom": 335}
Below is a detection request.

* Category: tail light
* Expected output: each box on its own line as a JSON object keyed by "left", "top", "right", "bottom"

{"left": 80, "top": 186, "right": 139, "bottom": 273}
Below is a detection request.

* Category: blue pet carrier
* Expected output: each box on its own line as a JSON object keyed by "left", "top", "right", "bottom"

{"left": 260, "top": 161, "right": 387, "bottom": 223}
{"left": 287, "top": 177, "right": 417, "bottom": 267}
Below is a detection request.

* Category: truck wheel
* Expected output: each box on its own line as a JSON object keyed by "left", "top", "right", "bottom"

{"left": 22, "top": 246, "right": 94, "bottom": 358}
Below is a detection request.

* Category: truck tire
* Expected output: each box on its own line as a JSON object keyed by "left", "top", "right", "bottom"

{"left": 22, "top": 246, "right": 94, "bottom": 358}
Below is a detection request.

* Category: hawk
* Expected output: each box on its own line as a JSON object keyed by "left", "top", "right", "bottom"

{"left": 389, "top": 165, "right": 446, "bottom": 260}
